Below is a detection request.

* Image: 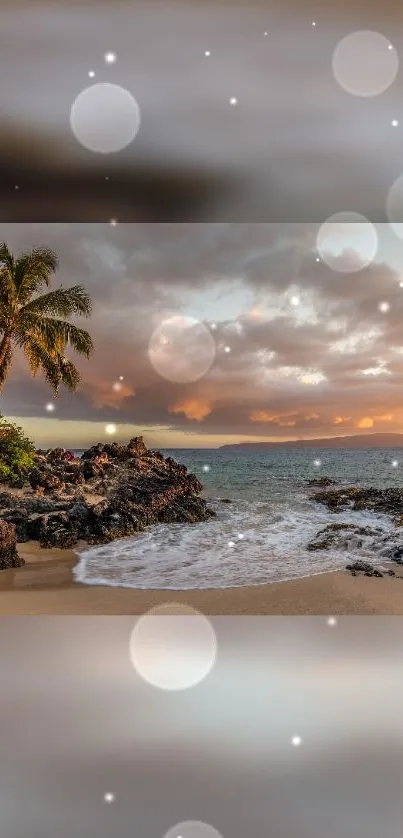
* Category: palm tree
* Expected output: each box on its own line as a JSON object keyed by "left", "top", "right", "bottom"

{"left": 0, "top": 242, "right": 93, "bottom": 394}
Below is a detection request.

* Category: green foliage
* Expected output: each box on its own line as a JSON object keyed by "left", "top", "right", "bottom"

{"left": 0, "top": 416, "right": 35, "bottom": 481}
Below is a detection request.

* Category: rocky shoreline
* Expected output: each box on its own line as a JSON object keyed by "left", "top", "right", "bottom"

{"left": 0, "top": 437, "right": 215, "bottom": 571}
{"left": 308, "top": 483, "right": 403, "bottom": 578}
{"left": 2, "top": 448, "right": 403, "bottom": 583}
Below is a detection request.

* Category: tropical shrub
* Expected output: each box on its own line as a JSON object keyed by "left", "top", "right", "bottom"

{"left": 0, "top": 416, "right": 35, "bottom": 481}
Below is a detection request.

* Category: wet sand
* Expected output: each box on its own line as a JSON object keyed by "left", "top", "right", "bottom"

{"left": 0, "top": 541, "right": 402, "bottom": 614}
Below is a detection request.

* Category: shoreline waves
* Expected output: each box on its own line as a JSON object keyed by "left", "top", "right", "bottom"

{"left": 0, "top": 541, "right": 402, "bottom": 614}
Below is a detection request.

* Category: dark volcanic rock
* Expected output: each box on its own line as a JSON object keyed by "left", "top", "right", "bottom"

{"left": 68, "top": 502, "right": 90, "bottom": 524}
{"left": 28, "top": 467, "right": 62, "bottom": 492}
{"left": 1, "top": 510, "right": 31, "bottom": 542}
{"left": 307, "top": 522, "right": 383, "bottom": 552}
{"left": 377, "top": 543, "right": 403, "bottom": 565}
{"left": 307, "top": 477, "right": 336, "bottom": 487}
{"left": 47, "top": 447, "right": 66, "bottom": 464}
{"left": 81, "top": 460, "right": 104, "bottom": 481}
{"left": 309, "top": 486, "right": 403, "bottom": 570}
{"left": 311, "top": 486, "right": 403, "bottom": 520}
{"left": 9, "top": 478, "right": 25, "bottom": 489}
{"left": 80, "top": 442, "right": 105, "bottom": 461}
{"left": 127, "top": 436, "right": 148, "bottom": 456}
{"left": 38, "top": 512, "right": 80, "bottom": 549}
{"left": 0, "top": 436, "right": 215, "bottom": 554}
{"left": 345, "top": 560, "right": 384, "bottom": 578}
{"left": 0, "top": 520, "right": 24, "bottom": 569}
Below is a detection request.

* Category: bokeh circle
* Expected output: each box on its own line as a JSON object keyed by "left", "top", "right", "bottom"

{"left": 148, "top": 315, "right": 216, "bottom": 383}
{"left": 316, "top": 212, "right": 378, "bottom": 272}
{"left": 70, "top": 83, "right": 140, "bottom": 153}
{"left": 163, "top": 822, "right": 223, "bottom": 838}
{"left": 332, "top": 31, "right": 398, "bottom": 97}
{"left": 129, "top": 604, "right": 217, "bottom": 691}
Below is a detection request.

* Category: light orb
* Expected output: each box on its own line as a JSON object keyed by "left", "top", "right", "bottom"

{"left": 129, "top": 604, "right": 217, "bottom": 691}
{"left": 332, "top": 30, "right": 399, "bottom": 97}
{"left": 148, "top": 315, "right": 216, "bottom": 384}
{"left": 70, "top": 83, "right": 140, "bottom": 154}
{"left": 378, "top": 301, "right": 390, "bottom": 313}
{"left": 316, "top": 211, "right": 378, "bottom": 272}
{"left": 163, "top": 822, "right": 223, "bottom": 838}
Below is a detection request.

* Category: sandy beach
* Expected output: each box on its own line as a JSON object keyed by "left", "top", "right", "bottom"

{"left": 0, "top": 541, "right": 402, "bottom": 614}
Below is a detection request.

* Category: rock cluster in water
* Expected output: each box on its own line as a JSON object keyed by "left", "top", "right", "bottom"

{"left": 307, "top": 477, "right": 336, "bottom": 488}
{"left": 309, "top": 486, "right": 403, "bottom": 519}
{"left": 306, "top": 522, "right": 384, "bottom": 552}
{"left": 0, "top": 437, "right": 215, "bottom": 568}
{"left": 308, "top": 484, "right": 403, "bottom": 577}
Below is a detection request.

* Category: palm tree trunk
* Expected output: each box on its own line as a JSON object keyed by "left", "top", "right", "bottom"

{"left": 0, "top": 332, "right": 12, "bottom": 391}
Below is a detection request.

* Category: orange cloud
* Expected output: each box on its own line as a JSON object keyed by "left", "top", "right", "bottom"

{"left": 82, "top": 381, "right": 136, "bottom": 408}
{"left": 356, "top": 417, "right": 374, "bottom": 429}
{"left": 304, "top": 413, "right": 320, "bottom": 420}
{"left": 334, "top": 416, "right": 345, "bottom": 424}
{"left": 169, "top": 398, "right": 213, "bottom": 421}
{"left": 374, "top": 414, "right": 394, "bottom": 421}
{"left": 250, "top": 411, "right": 297, "bottom": 426}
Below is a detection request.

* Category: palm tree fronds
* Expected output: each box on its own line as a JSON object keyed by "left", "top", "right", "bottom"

{"left": 16, "top": 315, "right": 93, "bottom": 359}
{"left": 20, "top": 285, "right": 92, "bottom": 318}
{"left": 0, "top": 242, "right": 15, "bottom": 275}
{"left": 15, "top": 247, "right": 59, "bottom": 300}
{"left": 0, "top": 242, "right": 93, "bottom": 396}
{"left": 23, "top": 337, "right": 63, "bottom": 392}
{"left": 60, "top": 358, "right": 81, "bottom": 392}
{"left": 0, "top": 241, "right": 17, "bottom": 301}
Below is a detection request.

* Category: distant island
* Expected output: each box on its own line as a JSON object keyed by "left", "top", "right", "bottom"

{"left": 219, "top": 433, "right": 403, "bottom": 450}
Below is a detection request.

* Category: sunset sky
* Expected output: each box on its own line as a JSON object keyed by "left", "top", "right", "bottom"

{"left": 2, "top": 222, "right": 403, "bottom": 449}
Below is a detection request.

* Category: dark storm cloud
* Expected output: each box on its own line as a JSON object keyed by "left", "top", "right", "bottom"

{"left": 3, "top": 222, "right": 403, "bottom": 440}
{"left": 0, "top": 0, "right": 402, "bottom": 220}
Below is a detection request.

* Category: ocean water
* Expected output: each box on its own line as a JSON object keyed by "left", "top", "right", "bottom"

{"left": 73, "top": 447, "right": 403, "bottom": 590}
